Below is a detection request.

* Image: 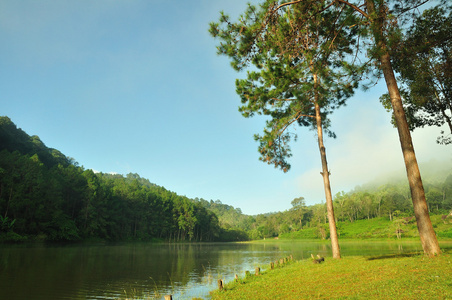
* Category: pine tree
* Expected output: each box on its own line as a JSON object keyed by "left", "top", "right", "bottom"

{"left": 380, "top": 6, "right": 452, "bottom": 145}
{"left": 210, "top": 1, "right": 362, "bottom": 258}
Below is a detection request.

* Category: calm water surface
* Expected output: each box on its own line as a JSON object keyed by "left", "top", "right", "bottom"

{"left": 1, "top": 240, "right": 450, "bottom": 299}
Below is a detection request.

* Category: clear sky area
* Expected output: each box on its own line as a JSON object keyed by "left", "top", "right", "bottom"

{"left": 1, "top": 1, "right": 450, "bottom": 215}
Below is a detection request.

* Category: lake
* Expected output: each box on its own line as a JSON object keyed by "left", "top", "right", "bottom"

{"left": 1, "top": 239, "right": 451, "bottom": 299}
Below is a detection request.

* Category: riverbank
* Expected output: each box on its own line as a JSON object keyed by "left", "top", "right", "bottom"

{"left": 210, "top": 252, "right": 452, "bottom": 299}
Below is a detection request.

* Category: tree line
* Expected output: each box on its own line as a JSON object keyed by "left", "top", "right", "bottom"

{"left": 1, "top": 116, "right": 450, "bottom": 243}
{"left": 212, "top": 171, "right": 452, "bottom": 240}
{"left": 0, "top": 116, "right": 244, "bottom": 242}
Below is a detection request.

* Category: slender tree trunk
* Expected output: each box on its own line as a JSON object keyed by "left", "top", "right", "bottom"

{"left": 366, "top": 0, "right": 440, "bottom": 256}
{"left": 84, "top": 198, "right": 91, "bottom": 231}
{"left": 314, "top": 79, "right": 340, "bottom": 259}
{"left": 5, "top": 186, "right": 13, "bottom": 218}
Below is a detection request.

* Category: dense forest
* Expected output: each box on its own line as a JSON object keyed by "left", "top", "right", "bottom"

{"left": 0, "top": 116, "right": 239, "bottom": 242}
{"left": 1, "top": 116, "right": 451, "bottom": 243}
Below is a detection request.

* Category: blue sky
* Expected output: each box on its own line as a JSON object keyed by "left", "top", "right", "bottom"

{"left": 1, "top": 0, "right": 450, "bottom": 215}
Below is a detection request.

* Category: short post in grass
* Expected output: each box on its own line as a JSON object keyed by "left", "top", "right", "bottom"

{"left": 279, "top": 258, "right": 284, "bottom": 265}
{"left": 255, "top": 267, "right": 260, "bottom": 276}
{"left": 218, "top": 279, "right": 224, "bottom": 291}
{"left": 235, "top": 274, "right": 239, "bottom": 282}
{"left": 270, "top": 262, "right": 274, "bottom": 270}
{"left": 290, "top": 254, "right": 293, "bottom": 261}
{"left": 164, "top": 295, "right": 172, "bottom": 300}
{"left": 245, "top": 270, "right": 251, "bottom": 278}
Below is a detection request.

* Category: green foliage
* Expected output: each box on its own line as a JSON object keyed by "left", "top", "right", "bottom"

{"left": 232, "top": 165, "right": 452, "bottom": 241}
{"left": 279, "top": 228, "right": 318, "bottom": 239}
{"left": 0, "top": 117, "right": 228, "bottom": 243}
{"left": 0, "top": 116, "right": 73, "bottom": 167}
{"left": 209, "top": 1, "right": 362, "bottom": 172}
{"left": 438, "top": 228, "right": 452, "bottom": 238}
{"left": 217, "top": 228, "right": 249, "bottom": 242}
{"left": 0, "top": 216, "right": 15, "bottom": 232}
{"left": 381, "top": 6, "right": 452, "bottom": 144}
{"left": 0, "top": 231, "right": 27, "bottom": 242}
{"left": 1, "top": 116, "right": 451, "bottom": 243}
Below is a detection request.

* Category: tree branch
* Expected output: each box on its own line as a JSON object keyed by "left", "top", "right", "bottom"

{"left": 270, "top": 97, "right": 295, "bottom": 102}
{"left": 336, "top": 0, "right": 369, "bottom": 19}
{"left": 275, "top": 0, "right": 369, "bottom": 19}
{"left": 274, "top": 0, "right": 337, "bottom": 17}
{"left": 395, "top": 0, "right": 430, "bottom": 17}
{"left": 275, "top": 0, "right": 303, "bottom": 11}
{"left": 277, "top": 110, "right": 314, "bottom": 137}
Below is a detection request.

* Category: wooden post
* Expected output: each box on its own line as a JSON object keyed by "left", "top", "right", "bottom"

{"left": 279, "top": 258, "right": 284, "bottom": 265}
{"left": 235, "top": 274, "right": 239, "bottom": 282}
{"left": 270, "top": 262, "right": 274, "bottom": 270}
{"left": 218, "top": 279, "right": 224, "bottom": 291}
{"left": 290, "top": 255, "right": 293, "bottom": 261}
{"left": 312, "top": 254, "right": 325, "bottom": 264}
{"left": 255, "top": 267, "right": 260, "bottom": 276}
{"left": 164, "top": 296, "right": 172, "bottom": 300}
{"left": 245, "top": 270, "right": 251, "bottom": 278}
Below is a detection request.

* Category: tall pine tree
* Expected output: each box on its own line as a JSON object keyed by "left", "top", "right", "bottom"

{"left": 210, "top": 1, "right": 362, "bottom": 258}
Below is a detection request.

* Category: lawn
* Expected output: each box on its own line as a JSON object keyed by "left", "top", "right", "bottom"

{"left": 210, "top": 252, "right": 452, "bottom": 299}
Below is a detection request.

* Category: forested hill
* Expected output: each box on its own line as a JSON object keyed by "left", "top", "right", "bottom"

{"left": 2, "top": 116, "right": 451, "bottom": 243}
{"left": 0, "top": 116, "right": 247, "bottom": 242}
{"left": 0, "top": 117, "right": 71, "bottom": 168}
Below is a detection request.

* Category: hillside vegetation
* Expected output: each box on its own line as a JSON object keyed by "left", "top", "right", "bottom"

{"left": 0, "top": 117, "right": 238, "bottom": 242}
{"left": 1, "top": 116, "right": 451, "bottom": 243}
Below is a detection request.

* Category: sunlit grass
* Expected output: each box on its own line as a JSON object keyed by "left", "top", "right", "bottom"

{"left": 278, "top": 215, "right": 452, "bottom": 240}
{"left": 210, "top": 252, "right": 452, "bottom": 299}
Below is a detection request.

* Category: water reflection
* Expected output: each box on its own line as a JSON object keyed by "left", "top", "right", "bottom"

{"left": 0, "top": 240, "right": 450, "bottom": 299}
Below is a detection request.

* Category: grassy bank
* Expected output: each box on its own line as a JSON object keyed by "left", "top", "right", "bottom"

{"left": 279, "top": 215, "right": 452, "bottom": 240}
{"left": 210, "top": 252, "right": 452, "bottom": 299}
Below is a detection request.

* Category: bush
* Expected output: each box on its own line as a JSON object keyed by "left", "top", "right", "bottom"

{"left": 0, "top": 231, "right": 27, "bottom": 242}
{"left": 279, "top": 228, "right": 318, "bottom": 239}
{"left": 437, "top": 228, "right": 452, "bottom": 238}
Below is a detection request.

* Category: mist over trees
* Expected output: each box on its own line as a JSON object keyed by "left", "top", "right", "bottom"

{"left": 217, "top": 169, "right": 452, "bottom": 240}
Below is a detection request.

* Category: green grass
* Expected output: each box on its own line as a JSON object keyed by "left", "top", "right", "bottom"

{"left": 210, "top": 252, "right": 452, "bottom": 299}
{"left": 279, "top": 214, "right": 452, "bottom": 240}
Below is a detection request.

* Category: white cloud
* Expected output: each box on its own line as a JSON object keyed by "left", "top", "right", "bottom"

{"left": 90, "top": 169, "right": 119, "bottom": 175}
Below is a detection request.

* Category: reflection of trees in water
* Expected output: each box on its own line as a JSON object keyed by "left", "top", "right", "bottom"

{"left": 2, "top": 241, "right": 440, "bottom": 299}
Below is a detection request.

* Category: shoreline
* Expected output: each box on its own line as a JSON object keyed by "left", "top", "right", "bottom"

{"left": 209, "top": 251, "right": 452, "bottom": 299}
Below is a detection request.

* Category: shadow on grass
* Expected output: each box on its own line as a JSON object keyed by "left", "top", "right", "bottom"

{"left": 366, "top": 248, "right": 451, "bottom": 260}
{"left": 366, "top": 252, "right": 423, "bottom": 261}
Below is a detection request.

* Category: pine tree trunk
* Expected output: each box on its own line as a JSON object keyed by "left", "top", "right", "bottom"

{"left": 314, "top": 99, "right": 341, "bottom": 259}
{"left": 380, "top": 52, "right": 440, "bottom": 255}
{"left": 366, "top": 0, "right": 441, "bottom": 256}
